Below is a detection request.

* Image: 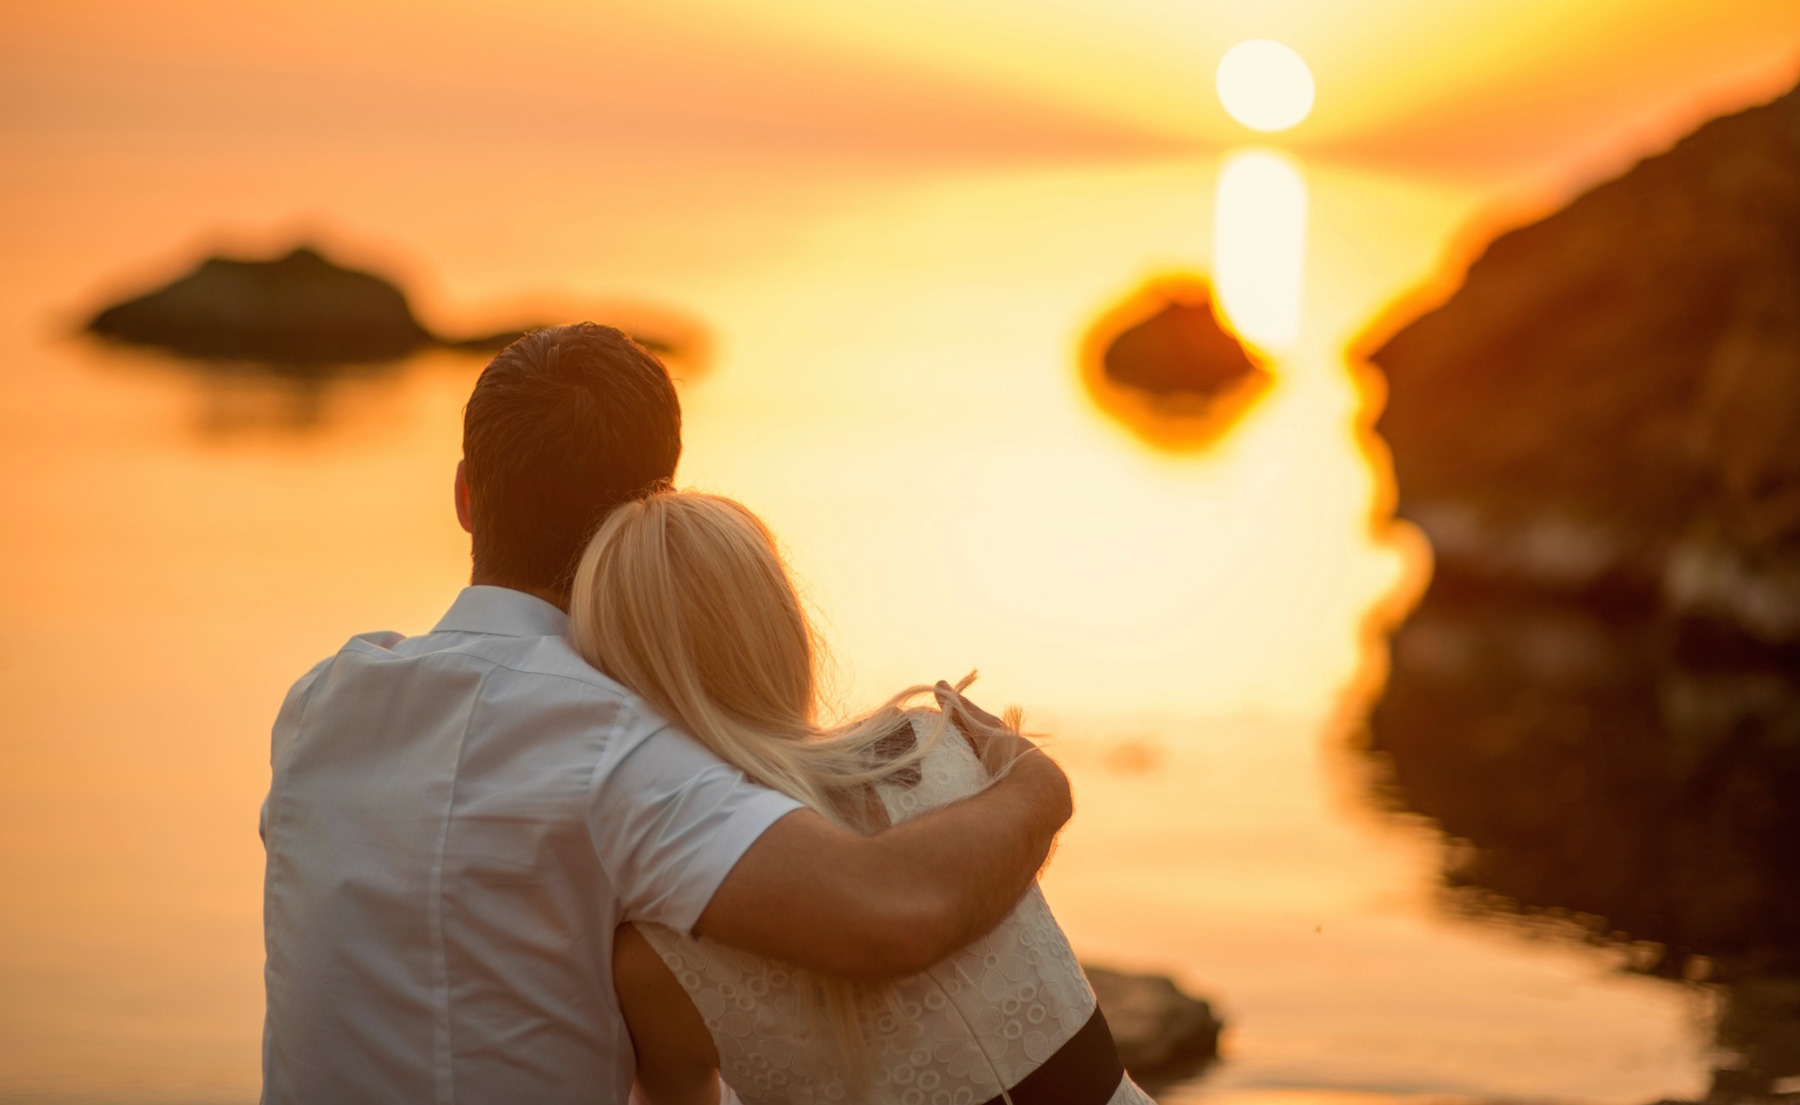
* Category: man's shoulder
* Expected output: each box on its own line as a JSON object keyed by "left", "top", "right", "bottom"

{"left": 421, "top": 629, "right": 632, "bottom": 696}
{"left": 276, "top": 628, "right": 674, "bottom": 758}
{"left": 285, "top": 627, "right": 648, "bottom": 724}
{"left": 318, "top": 626, "right": 624, "bottom": 691}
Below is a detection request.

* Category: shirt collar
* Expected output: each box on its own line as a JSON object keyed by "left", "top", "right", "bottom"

{"left": 432, "top": 585, "right": 569, "bottom": 638}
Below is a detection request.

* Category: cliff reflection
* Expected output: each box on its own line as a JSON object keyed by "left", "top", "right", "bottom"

{"left": 1364, "top": 576, "right": 1800, "bottom": 1099}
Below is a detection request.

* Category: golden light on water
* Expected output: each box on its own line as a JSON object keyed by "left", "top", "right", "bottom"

{"left": 1216, "top": 40, "right": 1316, "bottom": 133}
{"left": 2, "top": 0, "right": 1795, "bottom": 1100}
{"left": 1213, "top": 149, "right": 1309, "bottom": 350}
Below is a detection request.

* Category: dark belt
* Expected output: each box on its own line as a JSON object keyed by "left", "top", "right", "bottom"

{"left": 978, "top": 1005, "right": 1124, "bottom": 1105}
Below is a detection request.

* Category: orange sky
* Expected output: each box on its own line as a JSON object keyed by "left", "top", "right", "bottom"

{"left": 2, "top": 0, "right": 1796, "bottom": 181}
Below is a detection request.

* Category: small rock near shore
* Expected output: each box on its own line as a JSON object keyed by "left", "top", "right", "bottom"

{"left": 1084, "top": 964, "right": 1223, "bottom": 1084}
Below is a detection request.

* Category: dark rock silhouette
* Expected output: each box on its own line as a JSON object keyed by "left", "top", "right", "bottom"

{"left": 1081, "top": 278, "right": 1270, "bottom": 452}
{"left": 1368, "top": 82, "right": 1800, "bottom": 645}
{"left": 1365, "top": 80, "right": 1800, "bottom": 1102}
{"left": 86, "top": 245, "right": 627, "bottom": 366}
{"left": 94, "top": 247, "right": 440, "bottom": 364}
{"left": 1365, "top": 80, "right": 1800, "bottom": 1101}
{"left": 83, "top": 244, "right": 705, "bottom": 437}
{"left": 1082, "top": 964, "right": 1222, "bottom": 1089}
{"left": 1102, "top": 291, "right": 1261, "bottom": 396}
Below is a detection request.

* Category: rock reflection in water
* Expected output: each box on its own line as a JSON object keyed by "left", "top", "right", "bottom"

{"left": 1364, "top": 577, "right": 1800, "bottom": 1100}
{"left": 80, "top": 339, "right": 421, "bottom": 436}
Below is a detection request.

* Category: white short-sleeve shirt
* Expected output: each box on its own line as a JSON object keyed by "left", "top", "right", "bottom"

{"left": 259, "top": 586, "right": 802, "bottom": 1105}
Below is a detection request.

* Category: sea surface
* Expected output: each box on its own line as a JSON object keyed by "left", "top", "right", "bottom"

{"left": 0, "top": 137, "right": 1715, "bottom": 1103}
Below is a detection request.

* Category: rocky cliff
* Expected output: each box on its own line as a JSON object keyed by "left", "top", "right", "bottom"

{"left": 1369, "top": 82, "right": 1800, "bottom": 644}
{"left": 1366, "top": 80, "right": 1800, "bottom": 1101}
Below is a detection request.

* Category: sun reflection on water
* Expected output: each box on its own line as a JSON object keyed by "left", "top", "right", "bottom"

{"left": 1212, "top": 149, "right": 1309, "bottom": 353}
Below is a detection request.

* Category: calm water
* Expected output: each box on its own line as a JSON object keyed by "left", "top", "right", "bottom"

{"left": 0, "top": 139, "right": 1712, "bottom": 1102}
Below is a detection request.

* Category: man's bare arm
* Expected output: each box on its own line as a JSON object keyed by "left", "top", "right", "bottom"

{"left": 693, "top": 688, "right": 1072, "bottom": 982}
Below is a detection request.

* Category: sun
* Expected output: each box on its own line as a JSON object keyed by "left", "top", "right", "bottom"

{"left": 1216, "top": 40, "right": 1315, "bottom": 133}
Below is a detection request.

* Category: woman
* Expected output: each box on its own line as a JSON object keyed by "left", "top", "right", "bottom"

{"left": 568, "top": 489, "right": 1153, "bottom": 1105}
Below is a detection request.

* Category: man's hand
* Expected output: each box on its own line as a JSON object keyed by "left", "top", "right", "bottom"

{"left": 695, "top": 690, "right": 1072, "bottom": 982}
{"left": 933, "top": 680, "right": 1039, "bottom": 777}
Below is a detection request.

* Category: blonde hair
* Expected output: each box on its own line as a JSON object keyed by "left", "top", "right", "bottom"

{"left": 569, "top": 490, "right": 963, "bottom": 831}
{"left": 568, "top": 490, "right": 1006, "bottom": 1075}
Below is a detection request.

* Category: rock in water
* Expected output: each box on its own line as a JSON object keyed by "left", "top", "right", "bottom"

{"left": 1082, "top": 964, "right": 1222, "bottom": 1086}
{"left": 1080, "top": 278, "right": 1270, "bottom": 452}
{"left": 1369, "top": 83, "right": 1800, "bottom": 644}
{"left": 88, "top": 246, "right": 435, "bottom": 364}
{"left": 1102, "top": 288, "right": 1261, "bottom": 396}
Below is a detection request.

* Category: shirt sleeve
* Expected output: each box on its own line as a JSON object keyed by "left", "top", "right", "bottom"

{"left": 262, "top": 656, "right": 333, "bottom": 846}
{"left": 589, "top": 724, "right": 804, "bottom": 935}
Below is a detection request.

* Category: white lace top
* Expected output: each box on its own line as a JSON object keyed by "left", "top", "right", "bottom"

{"left": 638, "top": 713, "right": 1153, "bottom": 1105}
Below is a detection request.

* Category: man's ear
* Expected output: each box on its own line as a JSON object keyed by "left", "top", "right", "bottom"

{"left": 454, "top": 459, "right": 474, "bottom": 535}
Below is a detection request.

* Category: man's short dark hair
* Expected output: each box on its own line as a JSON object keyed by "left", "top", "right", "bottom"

{"left": 463, "top": 323, "right": 681, "bottom": 599}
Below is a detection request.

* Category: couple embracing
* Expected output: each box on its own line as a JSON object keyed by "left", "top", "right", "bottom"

{"left": 260, "top": 324, "right": 1154, "bottom": 1105}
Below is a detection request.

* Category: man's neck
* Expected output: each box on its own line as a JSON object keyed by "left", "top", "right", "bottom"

{"left": 469, "top": 571, "right": 569, "bottom": 613}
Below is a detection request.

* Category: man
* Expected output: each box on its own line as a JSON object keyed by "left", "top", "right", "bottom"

{"left": 260, "top": 323, "right": 1073, "bottom": 1104}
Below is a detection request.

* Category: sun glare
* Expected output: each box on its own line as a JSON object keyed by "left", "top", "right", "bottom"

{"left": 1216, "top": 40, "right": 1315, "bottom": 133}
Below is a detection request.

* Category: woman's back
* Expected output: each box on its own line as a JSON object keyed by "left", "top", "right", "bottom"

{"left": 638, "top": 713, "right": 1152, "bottom": 1105}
